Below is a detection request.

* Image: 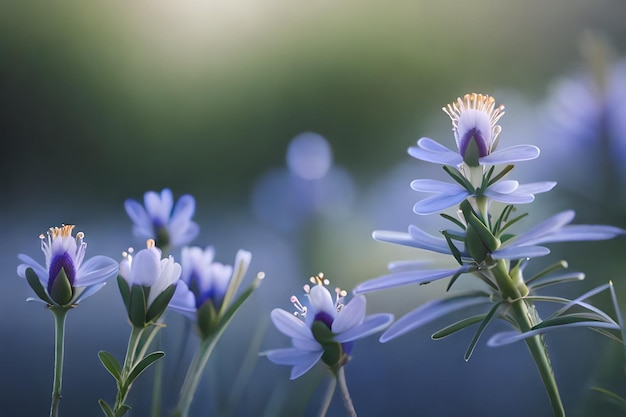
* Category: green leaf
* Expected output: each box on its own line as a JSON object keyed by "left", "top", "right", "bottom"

{"left": 312, "top": 321, "right": 342, "bottom": 367}
{"left": 99, "top": 399, "right": 115, "bottom": 417}
{"left": 145, "top": 283, "right": 176, "bottom": 324}
{"left": 50, "top": 268, "right": 73, "bottom": 306}
{"left": 461, "top": 200, "right": 500, "bottom": 251}
{"left": 197, "top": 299, "right": 219, "bottom": 339}
{"left": 215, "top": 278, "right": 261, "bottom": 335}
{"left": 443, "top": 165, "right": 474, "bottom": 191}
{"left": 590, "top": 387, "right": 626, "bottom": 406}
{"left": 98, "top": 351, "right": 122, "bottom": 382}
{"left": 25, "top": 267, "right": 54, "bottom": 304}
{"left": 442, "top": 231, "right": 463, "bottom": 266}
{"left": 498, "top": 212, "right": 529, "bottom": 236}
{"left": 464, "top": 302, "right": 504, "bottom": 361}
{"left": 431, "top": 315, "right": 485, "bottom": 339}
{"left": 117, "top": 276, "right": 131, "bottom": 308}
{"left": 440, "top": 213, "right": 466, "bottom": 230}
{"left": 128, "top": 284, "right": 147, "bottom": 328}
{"left": 532, "top": 314, "right": 606, "bottom": 330}
{"left": 486, "top": 165, "right": 514, "bottom": 187}
{"left": 115, "top": 404, "right": 131, "bottom": 417}
{"left": 126, "top": 351, "right": 165, "bottom": 387}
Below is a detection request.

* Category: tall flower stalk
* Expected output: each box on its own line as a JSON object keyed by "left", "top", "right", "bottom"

{"left": 355, "top": 93, "right": 624, "bottom": 416}
{"left": 168, "top": 246, "right": 262, "bottom": 417}
{"left": 17, "top": 225, "right": 118, "bottom": 417}
{"left": 98, "top": 240, "right": 181, "bottom": 417}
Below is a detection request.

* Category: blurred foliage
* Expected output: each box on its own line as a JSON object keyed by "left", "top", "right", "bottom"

{"left": 2, "top": 0, "right": 625, "bottom": 212}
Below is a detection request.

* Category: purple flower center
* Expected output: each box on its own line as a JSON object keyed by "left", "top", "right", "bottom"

{"left": 48, "top": 252, "right": 75, "bottom": 293}
{"left": 459, "top": 127, "right": 488, "bottom": 166}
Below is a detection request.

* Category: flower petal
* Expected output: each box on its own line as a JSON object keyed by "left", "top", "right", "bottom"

{"left": 124, "top": 200, "right": 151, "bottom": 231}
{"left": 332, "top": 295, "right": 366, "bottom": 334}
{"left": 380, "top": 291, "right": 491, "bottom": 342}
{"left": 289, "top": 351, "right": 324, "bottom": 379}
{"left": 77, "top": 255, "right": 119, "bottom": 286}
{"left": 74, "top": 282, "right": 107, "bottom": 303}
{"left": 479, "top": 145, "right": 540, "bottom": 165}
{"left": 308, "top": 285, "right": 336, "bottom": 318}
{"left": 270, "top": 308, "right": 312, "bottom": 340}
{"left": 168, "top": 281, "right": 198, "bottom": 320}
{"left": 408, "top": 138, "right": 463, "bottom": 166}
{"left": 335, "top": 313, "right": 394, "bottom": 343}
{"left": 491, "top": 245, "right": 551, "bottom": 259}
{"left": 487, "top": 321, "right": 619, "bottom": 347}
{"left": 413, "top": 191, "right": 469, "bottom": 215}
{"left": 354, "top": 266, "right": 470, "bottom": 294}
{"left": 17, "top": 254, "right": 47, "bottom": 284}
{"left": 411, "top": 179, "right": 465, "bottom": 193}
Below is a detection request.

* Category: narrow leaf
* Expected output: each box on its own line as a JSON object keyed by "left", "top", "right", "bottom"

{"left": 465, "top": 301, "right": 505, "bottom": 361}
{"left": 128, "top": 285, "right": 147, "bottom": 328}
{"left": 525, "top": 261, "right": 570, "bottom": 286}
{"left": 25, "top": 268, "right": 54, "bottom": 304}
{"left": 98, "top": 351, "right": 122, "bottom": 381}
{"left": 98, "top": 399, "right": 115, "bottom": 417}
{"left": 115, "top": 404, "right": 131, "bottom": 417}
{"left": 431, "top": 315, "right": 485, "bottom": 339}
{"left": 145, "top": 283, "right": 176, "bottom": 323}
{"left": 126, "top": 351, "right": 165, "bottom": 387}
{"left": 117, "top": 275, "right": 131, "bottom": 308}
{"left": 440, "top": 213, "right": 466, "bottom": 230}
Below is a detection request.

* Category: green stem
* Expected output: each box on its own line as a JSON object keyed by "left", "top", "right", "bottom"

{"left": 50, "top": 306, "right": 69, "bottom": 417}
{"left": 511, "top": 299, "right": 565, "bottom": 417}
{"left": 114, "top": 326, "right": 144, "bottom": 413}
{"left": 172, "top": 336, "right": 220, "bottom": 417}
{"left": 490, "top": 259, "right": 564, "bottom": 416}
{"left": 336, "top": 367, "right": 357, "bottom": 417}
{"left": 318, "top": 376, "right": 337, "bottom": 417}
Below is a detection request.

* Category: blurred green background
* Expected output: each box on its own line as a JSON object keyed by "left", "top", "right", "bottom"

{"left": 3, "top": 1, "right": 626, "bottom": 416}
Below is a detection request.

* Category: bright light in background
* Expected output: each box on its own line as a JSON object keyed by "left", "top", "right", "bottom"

{"left": 286, "top": 131, "right": 333, "bottom": 180}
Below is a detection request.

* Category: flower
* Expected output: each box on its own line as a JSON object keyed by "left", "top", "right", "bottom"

{"left": 17, "top": 225, "right": 118, "bottom": 306}
{"left": 264, "top": 274, "right": 393, "bottom": 379}
{"left": 118, "top": 239, "right": 182, "bottom": 328}
{"left": 168, "top": 246, "right": 254, "bottom": 338}
{"left": 409, "top": 93, "right": 540, "bottom": 168}
{"left": 124, "top": 188, "right": 199, "bottom": 250}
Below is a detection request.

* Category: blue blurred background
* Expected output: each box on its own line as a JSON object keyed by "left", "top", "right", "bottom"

{"left": 2, "top": 1, "right": 626, "bottom": 416}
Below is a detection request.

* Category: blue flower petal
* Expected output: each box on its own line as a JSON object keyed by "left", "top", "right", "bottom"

{"left": 77, "top": 255, "right": 119, "bottom": 286}
{"left": 332, "top": 295, "right": 366, "bottom": 334}
{"left": 479, "top": 145, "right": 540, "bottom": 165}
{"left": 354, "top": 266, "right": 470, "bottom": 294}
{"left": 270, "top": 308, "right": 312, "bottom": 340}
{"left": 408, "top": 138, "right": 463, "bottom": 166}
{"left": 413, "top": 191, "right": 470, "bottom": 215}
{"left": 289, "top": 351, "right": 324, "bottom": 379}
{"left": 74, "top": 282, "right": 107, "bottom": 303}
{"left": 387, "top": 260, "right": 432, "bottom": 272}
{"left": 411, "top": 179, "right": 465, "bottom": 193}
{"left": 491, "top": 245, "right": 551, "bottom": 259}
{"left": 335, "top": 313, "right": 394, "bottom": 343}
{"left": 17, "top": 254, "right": 48, "bottom": 284}
{"left": 380, "top": 291, "right": 491, "bottom": 343}
{"left": 487, "top": 321, "right": 619, "bottom": 347}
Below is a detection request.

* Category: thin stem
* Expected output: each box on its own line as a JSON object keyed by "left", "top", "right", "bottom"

{"left": 49, "top": 306, "right": 69, "bottom": 417}
{"left": 172, "top": 336, "right": 220, "bottom": 417}
{"left": 114, "top": 326, "right": 145, "bottom": 413}
{"left": 336, "top": 367, "right": 357, "bottom": 417}
{"left": 151, "top": 331, "right": 163, "bottom": 417}
{"left": 511, "top": 299, "right": 565, "bottom": 417}
{"left": 318, "top": 376, "right": 337, "bottom": 417}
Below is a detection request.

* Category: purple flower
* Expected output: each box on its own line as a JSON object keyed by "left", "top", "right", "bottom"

{"left": 410, "top": 93, "right": 540, "bottom": 168}
{"left": 18, "top": 225, "right": 118, "bottom": 306}
{"left": 168, "top": 247, "right": 252, "bottom": 326}
{"left": 264, "top": 274, "right": 393, "bottom": 379}
{"left": 125, "top": 188, "right": 199, "bottom": 250}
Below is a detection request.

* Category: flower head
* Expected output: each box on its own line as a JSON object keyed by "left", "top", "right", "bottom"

{"left": 124, "top": 188, "right": 199, "bottom": 250}
{"left": 17, "top": 225, "right": 118, "bottom": 307}
{"left": 118, "top": 239, "right": 182, "bottom": 328}
{"left": 409, "top": 94, "right": 540, "bottom": 169}
{"left": 168, "top": 247, "right": 255, "bottom": 338}
{"left": 264, "top": 274, "right": 393, "bottom": 379}
{"left": 444, "top": 93, "right": 505, "bottom": 166}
